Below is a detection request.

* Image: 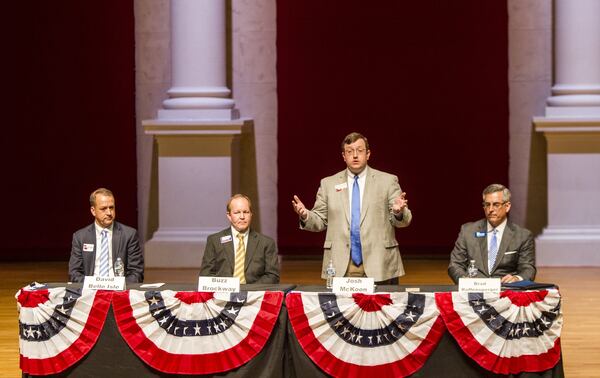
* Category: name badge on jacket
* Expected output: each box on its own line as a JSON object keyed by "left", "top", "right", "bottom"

{"left": 220, "top": 235, "right": 232, "bottom": 244}
{"left": 83, "top": 243, "right": 94, "bottom": 252}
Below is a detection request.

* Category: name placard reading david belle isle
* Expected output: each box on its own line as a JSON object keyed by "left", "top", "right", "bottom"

{"left": 83, "top": 276, "right": 125, "bottom": 291}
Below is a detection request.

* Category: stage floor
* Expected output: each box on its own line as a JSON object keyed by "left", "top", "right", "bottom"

{"left": 2, "top": 258, "right": 599, "bottom": 377}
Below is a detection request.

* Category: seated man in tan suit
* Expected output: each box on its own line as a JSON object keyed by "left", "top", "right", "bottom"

{"left": 200, "top": 194, "right": 280, "bottom": 284}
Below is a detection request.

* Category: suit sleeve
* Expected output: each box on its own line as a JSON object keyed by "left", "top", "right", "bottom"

{"left": 516, "top": 230, "right": 536, "bottom": 281}
{"left": 301, "top": 179, "right": 329, "bottom": 232}
{"left": 199, "top": 236, "right": 218, "bottom": 276}
{"left": 254, "top": 238, "right": 280, "bottom": 284}
{"left": 125, "top": 230, "right": 144, "bottom": 283}
{"left": 68, "top": 232, "right": 85, "bottom": 283}
{"left": 448, "top": 225, "right": 469, "bottom": 284}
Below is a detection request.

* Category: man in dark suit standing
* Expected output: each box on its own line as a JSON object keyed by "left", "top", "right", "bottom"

{"left": 200, "top": 194, "right": 280, "bottom": 284}
{"left": 448, "top": 184, "right": 536, "bottom": 284}
{"left": 69, "top": 188, "right": 144, "bottom": 283}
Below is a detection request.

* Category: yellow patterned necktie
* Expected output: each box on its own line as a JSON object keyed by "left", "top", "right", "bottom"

{"left": 234, "top": 233, "right": 246, "bottom": 284}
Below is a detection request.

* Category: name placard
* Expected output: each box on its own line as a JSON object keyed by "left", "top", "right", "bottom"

{"left": 198, "top": 276, "right": 240, "bottom": 293}
{"left": 83, "top": 276, "right": 126, "bottom": 291}
{"left": 459, "top": 278, "right": 501, "bottom": 294}
{"left": 332, "top": 277, "right": 374, "bottom": 294}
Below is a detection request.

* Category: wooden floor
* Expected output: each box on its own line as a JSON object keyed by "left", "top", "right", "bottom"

{"left": 2, "top": 259, "right": 599, "bottom": 377}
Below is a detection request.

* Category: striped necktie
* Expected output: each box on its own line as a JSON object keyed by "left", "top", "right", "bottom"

{"left": 234, "top": 233, "right": 246, "bottom": 284}
{"left": 488, "top": 229, "right": 498, "bottom": 273}
{"left": 99, "top": 229, "right": 110, "bottom": 276}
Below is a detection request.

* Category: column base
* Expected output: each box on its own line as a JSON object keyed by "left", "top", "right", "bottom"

{"left": 536, "top": 226, "right": 600, "bottom": 266}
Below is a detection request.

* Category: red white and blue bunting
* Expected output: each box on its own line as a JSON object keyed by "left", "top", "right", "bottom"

{"left": 111, "top": 290, "right": 283, "bottom": 375}
{"left": 287, "top": 292, "right": 446, "bottom": 378}
{"left": 435, "top": 289, "right": 563, "bottom": 375}
{"left": 17, "top": 286, "right": 112, "bottom": 375}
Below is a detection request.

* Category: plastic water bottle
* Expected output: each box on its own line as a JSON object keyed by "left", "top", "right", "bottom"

{"left": 467, "top": 259, "right": 477, "bottom": 278}
{"left": 114, "top": 257, "right": 125, "bottom": 277}
{"left": 326, "top": 260, "right": 336, "bottom": 289}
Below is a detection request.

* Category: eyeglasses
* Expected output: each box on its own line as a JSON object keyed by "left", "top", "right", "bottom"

{"left": 344, "top": 148, "right": 367, "bottom": 155}
{"left": 482, "top": 201, "right": 507, "bottom": 209}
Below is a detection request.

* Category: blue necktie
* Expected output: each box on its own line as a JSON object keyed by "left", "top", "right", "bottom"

{"left": 99, "top": 229, "right": 110, "bottom": 276}
{"left": 488, "top": 229, "right": 498, "bottom": 273}
{"left": 350, "top": 175, "right": 363, "bottom": 266}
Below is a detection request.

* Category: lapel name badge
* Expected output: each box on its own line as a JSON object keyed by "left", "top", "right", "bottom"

{"left": 335, "top": 183, "right": 348, "bottom": 192}
{"left": 475, "top": 231, "right": 486, "bottom": 238}
{"left": 83, "top": 243, "right": 94, "bottom": 252}
{"left": 220, "top": 235, "right": 233, "bottom": 244}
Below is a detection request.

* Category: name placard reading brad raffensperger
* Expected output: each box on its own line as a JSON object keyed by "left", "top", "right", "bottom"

{"left": 459, "top": 278, "right": 501, "bottom": 294}
{"left": 198, "top": 277, "right": 240, "bottom": 293}
{"left": 83, "top": 276, "right": 126, "bottom": 291}
{"left": 332, "top": 277, "right": 375, "bottom": 294}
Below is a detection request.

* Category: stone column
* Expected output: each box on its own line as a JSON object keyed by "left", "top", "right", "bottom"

{"left": 533, "top": 0, "right": 600, "bottom": 266}
{"left": 143, "top": 0, "right": 254, "bottom": 268}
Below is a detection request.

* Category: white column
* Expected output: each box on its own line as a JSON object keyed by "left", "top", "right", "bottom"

{"left": 546, "top": 0, "right": 600, "bottom": 116}
{"left": 143, "top": 0, "right": 254, "bottom": 268}
{"left": 534, "top": 0, "right": 600, "bottom": 266}
{"left": 158, "top": 0, "right": 236, "bottom": 121}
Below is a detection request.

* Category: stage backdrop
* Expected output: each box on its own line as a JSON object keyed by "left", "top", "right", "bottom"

{"left": 0, "top": 1, "right": 136, "bottom": 261}
{"left": 276, "top": 1, "right": 509, "bottom": 256}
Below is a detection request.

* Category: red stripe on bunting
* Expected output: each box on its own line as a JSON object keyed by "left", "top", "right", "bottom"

{"left": 20, "top": 290, "right": 112, "bottom": 375}
{"left": 17, "top": 289, "right": 50, "bottom": 308}
{"left": 286, "top": 292, "right": 446, "bottom": 378}
{"left": 500, "top": 289, "right": 548, "bottom": 307}
{"left": 435, "top": 292, "right": 561, "bottom": 375}
{"left": 112, "top": 291, "right": 283, "bottom": 375}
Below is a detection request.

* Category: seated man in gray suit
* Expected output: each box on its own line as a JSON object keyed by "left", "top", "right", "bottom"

{"left": 200, "top": 194, "right": 280, "bottom": 284}
{"left": 69, "top": 188, "right": 144, "bottom": 283}
{"left": 448, "top": 184, "right": 536, "bottom": 284}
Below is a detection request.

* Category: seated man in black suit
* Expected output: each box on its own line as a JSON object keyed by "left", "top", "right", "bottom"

{"left": 200, "top": 194, "right": 280, "bottom": 284}
{"left": 448, "top": 184, "right": 536, "bottom": 284}
{"left": 68, "top": 188, "right": 144, "bottom": 283}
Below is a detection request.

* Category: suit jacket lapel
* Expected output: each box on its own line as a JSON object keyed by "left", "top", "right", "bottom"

{"left": 477, "top": 220, "right": 490, "bottom": 274}
{"left": 245, "top": 230, "right": 259, "bottom": 271}
{"left": 337, "top": 171, "right": 350, "bottom": 225}
{"left": 492, "top": 222, "right": 514, "bottom": 272}
{"left": 112, "top": 222, "right": 121, "bottom": 263}
{"left": 84, "top": 224, "right": 96, "bottom": 276}
{"left": 360, "top": 166, "right": 372, "bottom": 225}
{"left": 223, "top": 229, "right": 235, "bottom": 273}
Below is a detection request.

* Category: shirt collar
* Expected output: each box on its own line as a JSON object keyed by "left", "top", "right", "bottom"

{"left": 346, "top": 166, "right": 368, "bottom": 179}
{"left": 231, "top": 226, "right": 248, "bottom": 239}
{"left": 95, "top": 222, "right": 114, "bottom": 235}
{"left": 487, "top": 218, "right": 507, "bottom": 233}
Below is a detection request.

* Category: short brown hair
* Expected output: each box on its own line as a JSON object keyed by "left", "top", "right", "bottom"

{"left": 226, "top": 194, "right": 252, "bottom": 213}
{"left": 90, "top": 188, "right": 114, "bottom": 206}
{"left": 482, "top": 184, "right": 511, "bottom": 202}
{"left": 341, "top": 132, "right": 370, "bottom": 151}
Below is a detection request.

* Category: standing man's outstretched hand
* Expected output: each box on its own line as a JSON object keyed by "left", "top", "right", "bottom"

{"left": 292, "top": 195, "right": 309, "bottom": 220}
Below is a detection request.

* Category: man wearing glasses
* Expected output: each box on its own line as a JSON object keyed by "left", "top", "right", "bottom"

{"left": 292, "top": 132, "right": 412, "bottom": 284}
{"left": 448, "top": 184, "right": 536, "bottom": 284}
